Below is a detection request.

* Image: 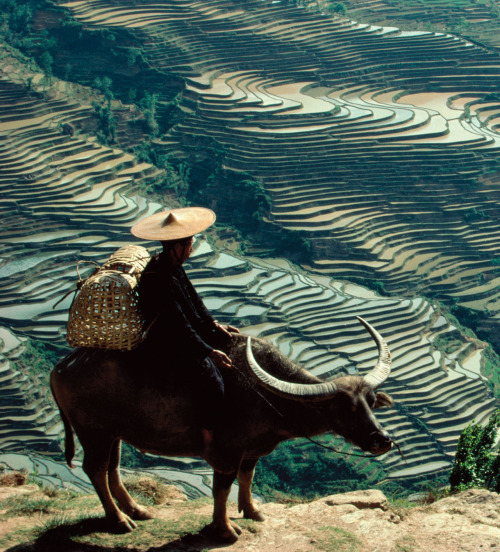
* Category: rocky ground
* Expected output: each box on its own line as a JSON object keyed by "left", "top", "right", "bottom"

{"left": 0, "top": 475, "right": 499, "bottom": 552}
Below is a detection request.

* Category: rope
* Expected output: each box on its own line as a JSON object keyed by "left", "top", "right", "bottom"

{"left": 305, "top": 436, "right": 406, "bottom": 461}
{"left": 236, "top": 363, "right": 286, "bottom": 419}
{"left": 305, "top": 436, "right": 373, "bottom": 457}
{"left": 237, "top": 360, "right": 404, "bottom": 461}
{"left": 52, "top": 260, "right": 101, "bottom": 310}
{"left": 76, "top": 260, "right": 100, "bottom": 281}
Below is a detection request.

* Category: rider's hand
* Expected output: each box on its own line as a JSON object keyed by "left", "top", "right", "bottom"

{"left": 214, "top": 321, "right": 240, "bottom": 336}
{"left": 209, "top": 349, "right": 232, "bottom": 369}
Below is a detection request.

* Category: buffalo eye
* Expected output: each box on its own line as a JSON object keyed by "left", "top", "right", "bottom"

{"left": 365, "top": 390, "right": 377, "bottom": 409}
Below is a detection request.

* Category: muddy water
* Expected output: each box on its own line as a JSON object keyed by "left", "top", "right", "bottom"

{"left": 397, "top": 92, "right": 462, "bottom": 119}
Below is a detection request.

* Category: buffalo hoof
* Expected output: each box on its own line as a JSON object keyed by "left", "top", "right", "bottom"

{"left": 129, "top": 505, "right": 154, "bottom": 521}
{"left": 206, "top": 521, "right": 242, "bottom": 543}
{"left": 244, "top": 509, "right": 265, "bottom": 522}
{"left": 112, "top": 515, "right": 137, "bottom": 533}
{"left": 230, "top": 520, "right": 243, "bottom": 536}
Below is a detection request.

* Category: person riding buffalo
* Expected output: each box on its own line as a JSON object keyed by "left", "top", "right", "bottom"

{"left": 131, "top": 207, "right": 239, "bottom": 470}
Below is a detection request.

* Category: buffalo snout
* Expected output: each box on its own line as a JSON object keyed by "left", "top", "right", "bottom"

{"left": 368, "top": 430, "right": 392, "bottom": 455}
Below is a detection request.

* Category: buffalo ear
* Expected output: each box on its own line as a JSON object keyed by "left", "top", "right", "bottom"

{"left": 374, "top": 391, "right": 393, "bottom": 409}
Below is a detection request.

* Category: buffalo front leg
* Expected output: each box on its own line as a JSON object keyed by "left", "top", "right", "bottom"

{"left": 108, "top": 440, "right": 153, "bottom": 521}
{"left": 210, "top": 470, "right": 241, "bottom": 542}
{"left": 237, "top": 457, "right": 265, "bottom": 521}
{"left": 81, "top": 437, "right": 137, "bottom": 533}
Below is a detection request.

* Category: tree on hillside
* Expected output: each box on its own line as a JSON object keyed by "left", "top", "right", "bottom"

{"left": 92, "top": 101, "right": 116, "bottom": 145}
{"left": 332, "top": 2, "right": 347, "bottom": 16}
{"left": 40, "top": 50, "right": 53, "bottom": 80}
{"left": 92, "top": 77, "right": 117, "bottom": 145}
{"left": 94, "top": 76, "right": 114, "bottom": 102}
{"left": 140, "top": 91, "right": 159, "bottom": 137}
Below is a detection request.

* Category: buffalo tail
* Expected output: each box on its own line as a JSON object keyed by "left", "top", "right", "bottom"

{"left": 50, "top": 379, "right": 75, "bottom": 468}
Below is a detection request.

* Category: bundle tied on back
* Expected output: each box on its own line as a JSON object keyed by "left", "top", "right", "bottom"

{"left": 66, "top": 245, "right": 150, "bottom": 351}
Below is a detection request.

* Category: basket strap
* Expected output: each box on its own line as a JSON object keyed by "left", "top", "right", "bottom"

{"left": 76, "top": 260, "right": 100, "bottom": 281}
{"left": 125, "top": 254, "right": 151, "bottom": 275}
{"left": 53, "top": 286, "right": 78, "bottom": 310}
{"left": 143, "top": 312, "right": 160, "bottom": 337}
{"left": 53, "top": 260, "right": 100, "bottom": 310}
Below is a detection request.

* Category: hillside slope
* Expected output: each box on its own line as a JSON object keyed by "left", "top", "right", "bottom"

{"left": 0, "top": 0, "right": 499, "bottom": 493}
{"left": 46, "top": 0, "right": 500, "bottom": 350}
{"left": 0, "top": 478, "right": 499, "bottom": 552}
{"left": 0, "top": 44, "right": 497, "bottom": 483}
{"left": 320, "top": 0, "right": 500, "bottom": 49}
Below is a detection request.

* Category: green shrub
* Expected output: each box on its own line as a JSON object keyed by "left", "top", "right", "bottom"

{"left": 449, "top": 409, "right": 500, "bottom": 492}
{"left": 332, "top": 3, "right": 347, "bottom": 16}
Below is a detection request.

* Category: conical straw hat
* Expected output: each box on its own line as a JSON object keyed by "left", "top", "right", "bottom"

{"left": 131, "top": 207, "right": 216, "bottom": 241}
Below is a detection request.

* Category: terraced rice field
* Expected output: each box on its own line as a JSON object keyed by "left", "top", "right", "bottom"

{"left": 328, "top": 0, "right": 500, "bottom": 47}
{"left": 0, "top": 0, "right": 499, "bottom": 487}
{"left": 0, "top": 451, "right": 234, "bottom": 500}
{"left": 57, "top": 0, "right": 500, "bottom": 316}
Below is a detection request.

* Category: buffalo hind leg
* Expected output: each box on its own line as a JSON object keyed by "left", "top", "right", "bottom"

{"left": 81, "top": 437, "right": 137, "bottom": 533}
{"left": 108, "top": 440, "right": 153, "bottom": 521}
{"left": 209, "top": 470, "right": 242, "bottom": 542}
{"left": 237, "top": 457, "right": 265, "bottom": 521}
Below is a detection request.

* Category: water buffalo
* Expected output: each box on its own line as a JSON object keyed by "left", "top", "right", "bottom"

{"left": 50, "top": 316, "right": 393, "bottom": 542}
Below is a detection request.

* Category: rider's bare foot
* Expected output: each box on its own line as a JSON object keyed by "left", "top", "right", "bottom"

{"left": 201, "top": 428, "right": 213, "bottom": 457}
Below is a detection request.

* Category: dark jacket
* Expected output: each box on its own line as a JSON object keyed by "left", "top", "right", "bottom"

{"left": 138, "top": 252, "right": 223, "bottom": 365}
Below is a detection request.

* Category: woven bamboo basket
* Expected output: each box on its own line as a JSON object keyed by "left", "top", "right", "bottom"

{"left": 66, "top": 245, "right": 150, "bottom": 351}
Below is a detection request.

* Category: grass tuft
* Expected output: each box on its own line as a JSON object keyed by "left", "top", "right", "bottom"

{"left": 395, "top": 534, "right": 418, "bottom": 552}
{"left": 314, "top": 526, "right": 363, "bottom": 552}
{"left": 2, "top": 495, "right": 53, "bottom": 516}
{"left": 124, "top": 474, "right": 187, "bottom": 505}
{"left": 0, "top": 470, "right": 27, "bottom": 487}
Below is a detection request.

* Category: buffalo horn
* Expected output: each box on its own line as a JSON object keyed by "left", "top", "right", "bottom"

{"left": 356, "top": 316, "right": 391, "bottom": 389}
{"left": 245, "top": 338, "right": 337, "bottom": 401}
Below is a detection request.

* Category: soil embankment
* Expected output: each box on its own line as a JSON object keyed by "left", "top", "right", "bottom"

{"left": 0, "top": 477, "right": 499, "bottom": 552}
